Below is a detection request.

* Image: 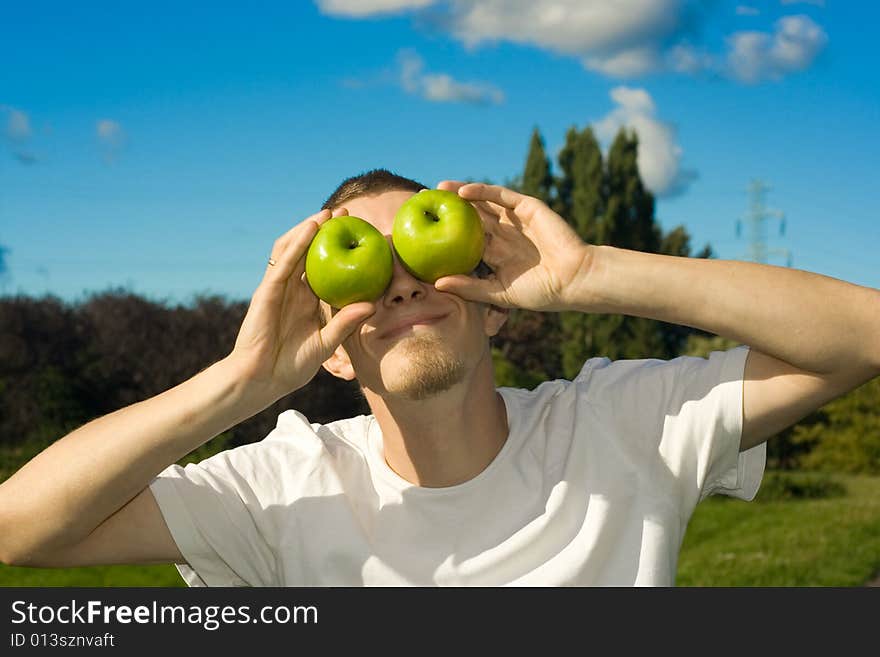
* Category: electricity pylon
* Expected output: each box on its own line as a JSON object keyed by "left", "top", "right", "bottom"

{"left": 736, "top": 178, "right": 793, "bottom": 267}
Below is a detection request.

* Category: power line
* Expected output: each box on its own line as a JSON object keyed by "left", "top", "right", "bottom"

{"left": 735, "top": 178, "right": 793, "bottom": 267}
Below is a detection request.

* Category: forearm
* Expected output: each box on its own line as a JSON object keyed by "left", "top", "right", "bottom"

{"left": 574, "top": 245, "right": 880, "bottom": 375}
{"left": 0, "top": 356, "right": 269, "bottom": 558}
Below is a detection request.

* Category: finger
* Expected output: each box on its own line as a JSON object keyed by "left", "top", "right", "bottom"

{"left": 247, "top": 226, "right": 318, "bottom": 336}
{"left": 319, "top": 301, "right": 377, "bottom": 351}
{"left": 265, "top": 218, "right": 321, "bottom": 287}
{"left": 270, "top": 205, "right": 346, "bottom": 284}
{"left": 472, "top": 198, "right": 500, "bottom": 217}
{"left": 470, "top": 201, "right": 502, "bottom": 259}
{"left": 472, "top": 199, "right": 502, "bottom": 231}
{"left": 290, "top": 248, "right": 308, "bottom": 283}
{"left": 478, "top": 236, "right": 507, "bottom": 271}
{"left": 268, "top": 209, "right": 331, "bottom": 262}
{"left": 288, "top": 208, "right": 334, "bottom": 238}
{"left": 433, "top": 275, "right": 510, "bottom": 307}
{"left": 458, "top": 183, "right": 525, "bottom": 211}
{"left": 245, "top": 213, "right": 327, "bottom": 334}
{"left": 481, "top": 198, "right": 513, "bottom": 219}
{"left": 436, "top": 180, "right": 467, "bottom": 193}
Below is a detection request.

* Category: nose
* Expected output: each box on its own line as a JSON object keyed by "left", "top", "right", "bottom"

{"left": 382, "top": 236, "right": 430, "bottom": 307}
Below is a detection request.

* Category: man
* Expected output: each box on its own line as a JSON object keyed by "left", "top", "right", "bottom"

{"left": 1, "top": 169, "right": 878, "bottom": 586}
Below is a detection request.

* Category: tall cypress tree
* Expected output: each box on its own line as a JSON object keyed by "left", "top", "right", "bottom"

{"left": 501, "top": 123, "right": 718, "bottom": 382}
{"left": 559, "top": 127, "right": 687, "bottom": 376}
{"left": 553, "top": 126, "right": 603, "bottom": 234}
{"left": 556, "top": 126, "right": 605, "bottom": 379}
{"left": 552, "top": 126, "right": 577, "bottom": 218}
{"left": 570, "top": 128, "right": 604, "bottom": 242}
{"left": 493, "top": 128, "right": 563, "bottom": 382}
{"left": 521, "top": 127, "right": 553, "bottom": 205}
{"left": 603, "top": 129, "right": 660, "bottom": 253}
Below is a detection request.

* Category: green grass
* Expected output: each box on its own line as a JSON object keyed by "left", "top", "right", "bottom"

{"left": 2, "top": 472, "right": 879, "bottom": 587}
{"left": 0, "top": 563, "right": 184, "bottom": 587}
{"left": 676, "top": 472, "right": 880, "bottom": 586}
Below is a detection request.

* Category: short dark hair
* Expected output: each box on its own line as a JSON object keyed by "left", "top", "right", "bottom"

{"left": 322, "top": 169, "right": 427, "bottom": 211}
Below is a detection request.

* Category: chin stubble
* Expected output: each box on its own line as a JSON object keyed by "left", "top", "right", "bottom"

{"left": 386, "top": 332, "right": 467, "bottom": 401}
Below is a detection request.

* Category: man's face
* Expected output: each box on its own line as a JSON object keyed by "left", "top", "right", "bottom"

{"left": 320, "top": 190, "right": 506, "bottom": 401}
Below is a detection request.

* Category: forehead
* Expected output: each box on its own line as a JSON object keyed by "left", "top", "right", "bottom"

{"left": 338, "top": 190, "right": 417, "bottom": 236}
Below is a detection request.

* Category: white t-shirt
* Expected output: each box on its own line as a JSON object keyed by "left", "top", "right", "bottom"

{"left": 150, "top": 346, "right": 765, "bottom": 586}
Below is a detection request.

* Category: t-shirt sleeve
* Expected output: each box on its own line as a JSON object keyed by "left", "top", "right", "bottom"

{"left": 576, "top": 345, "right": 765, "bottom": 509}
{"left": 661, "top": 346, "right": 765, "bottom": 503}
{"left": 149, "top": 446, "right": 279, "bottom": 587}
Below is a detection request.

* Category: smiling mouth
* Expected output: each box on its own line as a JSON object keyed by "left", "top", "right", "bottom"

{"left": 382, "top": 314, "right": 448, "bottom": 340}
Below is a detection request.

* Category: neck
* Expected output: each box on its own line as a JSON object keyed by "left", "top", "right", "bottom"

{"left": 364, "top": 347, "right": 509, "bottom": 488}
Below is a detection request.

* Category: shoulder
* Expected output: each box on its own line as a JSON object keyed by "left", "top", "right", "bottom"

{"left": 569, "top": 346, "right": 750, "bottom": 396}
{"left": 499, "top": 348, "right": 743, "bottom": 398}
{"left": 263, "top": 409, "right": 374, "bottom": 458}
{"left": 496, "top": 347, "right": 749, "bottom": 435}
{"left": 179, "top": 410, "right": 373, "bottom": 481}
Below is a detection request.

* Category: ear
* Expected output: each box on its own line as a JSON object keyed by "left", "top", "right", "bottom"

{"left": 483, "top": 303, "right": 510, "bottom": 338}
{"left": 322, "top": 344, "right": 357, "bottom": 381}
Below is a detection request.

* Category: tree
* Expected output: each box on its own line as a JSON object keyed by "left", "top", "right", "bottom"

{"left": 570, "top": 128, "right": 604, "bottom": 243}
{"left": 793, "top": 376, "right": 880, "bottom": 474}
{"left": 524, "top": 125, "right": 714, "bottom": 378}
{"left": 603, "top": 129, "right": 660, "bottom": 253}
{"left": 0, "top": 290, "right": 369, "bottom": 472}
{"left": 551, "top": 126, "right": 607, "bottom": 378}
{"left": 520, "top": 127, "right": 553, "bottom": 205}
{"left": 493, "top": 128, "right": 565, "bottom": 381}
{"left": 552, "top": 126, "right": 603, "bottom": 235}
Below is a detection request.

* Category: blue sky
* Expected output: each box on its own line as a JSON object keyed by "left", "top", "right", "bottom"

{"left": 2, "top": 0, "right": 878, "bottom": 307}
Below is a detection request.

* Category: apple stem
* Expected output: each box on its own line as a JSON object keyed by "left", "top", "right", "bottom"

{"left": 426, "top": 212, "right": 439, "bottom": 222}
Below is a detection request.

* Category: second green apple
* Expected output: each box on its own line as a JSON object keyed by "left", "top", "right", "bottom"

{"left": 392, "top": 189, "right": 485, "bottom": 283}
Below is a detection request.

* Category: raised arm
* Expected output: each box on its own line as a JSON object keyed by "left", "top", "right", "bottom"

{"left": 579, "top": 246, "right": 880, "bottom": 450}
{"left": 432, "top": 181, "right": 880, "bottom": 452}
{"left": 0, "top": 208, "right": 376, "bottom": 567}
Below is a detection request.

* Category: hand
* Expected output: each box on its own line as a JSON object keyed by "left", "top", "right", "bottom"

{"left": 227, "top": 208, "right": 376, "bottom": 401}
{"left": 433, "top": 181, "right": 593, "bottom": 312}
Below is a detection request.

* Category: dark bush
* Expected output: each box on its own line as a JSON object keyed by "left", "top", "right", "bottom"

{"left": 0, "top": 289, "right": 368, "bottom": 469}
{"left": 754, "top": 471, "right": 847, "bottom": 502}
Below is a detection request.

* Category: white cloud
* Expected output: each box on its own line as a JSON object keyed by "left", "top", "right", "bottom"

{"left": 448, "top": 0, "right": 683, "bottom": 78}
{"left": 96, "top": 119, "right": 123, "bottom": 141}
{"left": 584, "top": 46, "right": 662, "bottom": 78}
{"left": 320, "top": 0, "right": 828, "bottom": 84}
{"left": 397, "top": 50, "right": 504, "bottom": 104}
{"left": 1, "top": 105, "right": 38, "bottom": 164}
{"left": 421, "top": 73, "right": 505, "bottom": 104}
{"left": 316, "top": 0, "right": 435, "bottom": 17}
{"left": 1, "top": 105, "right": 32, "bottom": 140}
{"left": 665, "top": 43, "right": 714, "bottom": 74}
{"left": 726, "top": 14, "right": 828, "bottom": 83}
{"left": 449, "top": 0, "right": 682, "bottom": 53}
{"left": 592, "top": 86, "right": 696, "bottom": 198}
{"left": 319, "top": 0, "right": 685, "bottom": 77}
{"left": 96, "top": 119, "right": 127, "bottom": 164}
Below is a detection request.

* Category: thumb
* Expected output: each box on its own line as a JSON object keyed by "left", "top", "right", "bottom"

{"left": 433, "top": 275, "right": 501, "bottom": 304}
{"left": 320, "top": 301, "right": 376, "bottom": 350}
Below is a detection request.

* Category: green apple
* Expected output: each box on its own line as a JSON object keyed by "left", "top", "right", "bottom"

{"left": 305, "top": 215, "right": 393, "bottom": 308}
{"left": 392, "top": 189, "right": 485, "bottom": 283}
